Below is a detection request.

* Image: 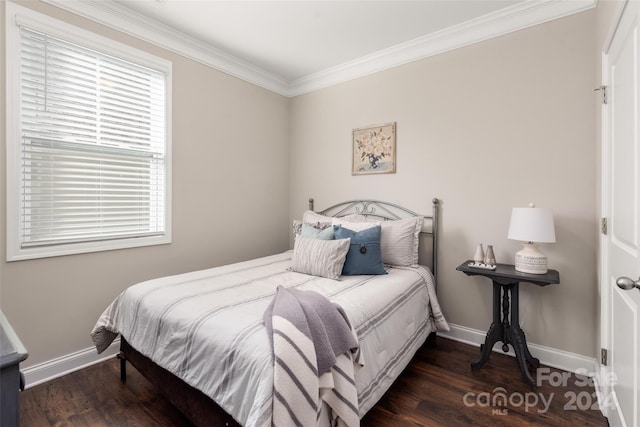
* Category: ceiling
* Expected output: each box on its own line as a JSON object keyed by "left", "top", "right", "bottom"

{"left": 113, "top": 0, "right": 524, "bottom": 81}
{"left": 45, "top": 0, "right": 596, "bottom": 96}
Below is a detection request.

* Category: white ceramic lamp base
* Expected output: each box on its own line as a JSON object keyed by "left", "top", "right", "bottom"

{"left": 514, "top": 242, "right": 548, "bottom": 274}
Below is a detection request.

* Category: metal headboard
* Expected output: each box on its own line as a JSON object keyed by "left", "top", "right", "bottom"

{"left": 308, "top": 198, "right": 440, "bottom": 286}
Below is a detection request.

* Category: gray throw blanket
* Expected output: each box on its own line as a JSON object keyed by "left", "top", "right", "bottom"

{"left": 264, "top": 286, "right": 363, "bottom": 427}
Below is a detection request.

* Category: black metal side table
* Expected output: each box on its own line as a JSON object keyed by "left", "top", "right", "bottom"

{"left": 456, "top": 260, "right": 560, "bottom": 388}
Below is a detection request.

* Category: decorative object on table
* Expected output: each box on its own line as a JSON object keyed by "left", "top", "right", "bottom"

{"left": 484, "top": 245, "right": 496, "bottom": 265}
{"left": 473, "top": 244, "right": 485, "bottom": 263}
{"left": 467, "top": 261, "right": 496, "bottom": 270}
{"left": 507, "top": 203, "right": 556, "bottom": 274}
{"left": 352, "top": 122, "right": 396, "bottom": 175}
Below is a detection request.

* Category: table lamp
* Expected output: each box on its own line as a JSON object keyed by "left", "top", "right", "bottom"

{"left": 507, "top": 203, "right": 556, "bottom": 274}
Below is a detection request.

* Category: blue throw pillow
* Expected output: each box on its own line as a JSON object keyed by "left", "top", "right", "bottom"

{"left": 333, "top": 225, "right": 387, "bottom": 275}
{"left": 301, "top": 223, "right": 334, "bottom": 240}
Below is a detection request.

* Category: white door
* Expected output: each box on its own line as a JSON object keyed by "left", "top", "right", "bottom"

{"left": 601, "top": 1, "right": 640, "bottom": 426}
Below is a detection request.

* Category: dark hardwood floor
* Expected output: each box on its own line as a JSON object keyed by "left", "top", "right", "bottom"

{"left": 20, "top": 337, "right": 608, "bottom": 426}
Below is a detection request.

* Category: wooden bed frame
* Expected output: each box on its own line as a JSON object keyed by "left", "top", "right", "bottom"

{"left": 117, "top": 198, "right": 440, "bottom": 427}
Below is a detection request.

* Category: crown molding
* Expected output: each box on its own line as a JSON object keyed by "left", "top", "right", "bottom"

{"left": 287, "top": 0, "right": 597, "bottom": 96}
{"left": 39, "top": 0, "right": 596, "bottom": 98}
{"left": 39, "top": 0, "right": 289, "bottom": 95}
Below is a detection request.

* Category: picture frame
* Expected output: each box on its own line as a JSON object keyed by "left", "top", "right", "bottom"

{"left": 352, "top": 122, "right": 396, "bottom": 175}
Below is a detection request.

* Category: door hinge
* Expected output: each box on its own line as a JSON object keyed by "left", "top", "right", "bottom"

{"left": 593, "top": 85, "right": 607, "bottom": 104}
{"left": 601, "top": 217, "right": 607, "bottom": 235}
{"left": 594, "top": 85, "right": 608, "bottom": 104}
{"left": 601, "top": 348, "right": 608, "bottom": 366}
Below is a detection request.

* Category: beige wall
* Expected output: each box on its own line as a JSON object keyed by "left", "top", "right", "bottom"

{"left": 0, "top": 1, "right": 290, "bottom": 367}
{"left": 289, "top": 10, "right": 598, "bottom": 357}
{"left": 1, "top": 0, "right": 604, "bottom": 369}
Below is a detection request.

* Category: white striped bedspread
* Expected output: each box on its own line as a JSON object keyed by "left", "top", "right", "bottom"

{"left": 91, "top": 251, "right": 449, "bottom": 427}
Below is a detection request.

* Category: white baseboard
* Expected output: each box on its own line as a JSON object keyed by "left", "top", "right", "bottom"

{"left": 438, "top": 323, "right": 599, "bottom": 376}
{"left": 22, "top": 338, "right": 121, "bottom": 389}
{"left": 21, "top": 325, "right": 598, "bottom": 390}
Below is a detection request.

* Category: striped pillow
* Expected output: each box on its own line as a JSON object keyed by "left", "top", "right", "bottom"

{"left": 290, "top": 235, "right": 350, "bottom": 279}
{"left": 380, "top": 217, "right": 423, "bottom": 266}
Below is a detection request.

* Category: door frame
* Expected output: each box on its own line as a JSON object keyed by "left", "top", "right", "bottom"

{"left": 598, "top": 43, "right": 611, "bottom": 418}
{"left": 599, "top": 0, "right": 634, "bottom": 422}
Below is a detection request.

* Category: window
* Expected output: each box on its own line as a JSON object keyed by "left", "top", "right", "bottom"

{"left": 6, "top": 3, "right": 172, "bottom": 261}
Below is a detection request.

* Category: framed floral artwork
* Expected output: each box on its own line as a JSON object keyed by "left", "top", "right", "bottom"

{"left": 352, "top": 122, "right": 396, "bottom": 175}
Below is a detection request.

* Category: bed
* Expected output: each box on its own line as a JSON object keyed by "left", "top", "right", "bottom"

{"left": 91, "top": 198, "right": 449, "bottom": 427}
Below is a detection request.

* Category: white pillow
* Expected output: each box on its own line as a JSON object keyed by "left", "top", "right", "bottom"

{"left": 290, "top": 235, "right": 350, "bottom": 279}
{"left": 302, "top": 210, "right": 335, "bottom": 224}
{"left": 338, "top": 213, "right": 371, "bottom": 222}
{"left": 333, "top": 216, "right": 423, "bottom": 266}
{"left": 331, "top": 218, "right": 381, "bottom": 232}
{"left": 379, "top": 217, "right": 423, "bottom": 266}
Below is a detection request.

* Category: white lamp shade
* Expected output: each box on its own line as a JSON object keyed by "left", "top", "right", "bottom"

{"left": 508, "top": 207, "right": 556, "bottom": 243}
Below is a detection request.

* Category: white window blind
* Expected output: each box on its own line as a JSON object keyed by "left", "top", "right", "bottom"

{"left": 17, "top": 25, "right": 168, "bottom": 250}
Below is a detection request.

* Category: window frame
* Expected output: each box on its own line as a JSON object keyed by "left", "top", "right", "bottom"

{"left": 5, "top": 2, "right": 173, "bottom": 261}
